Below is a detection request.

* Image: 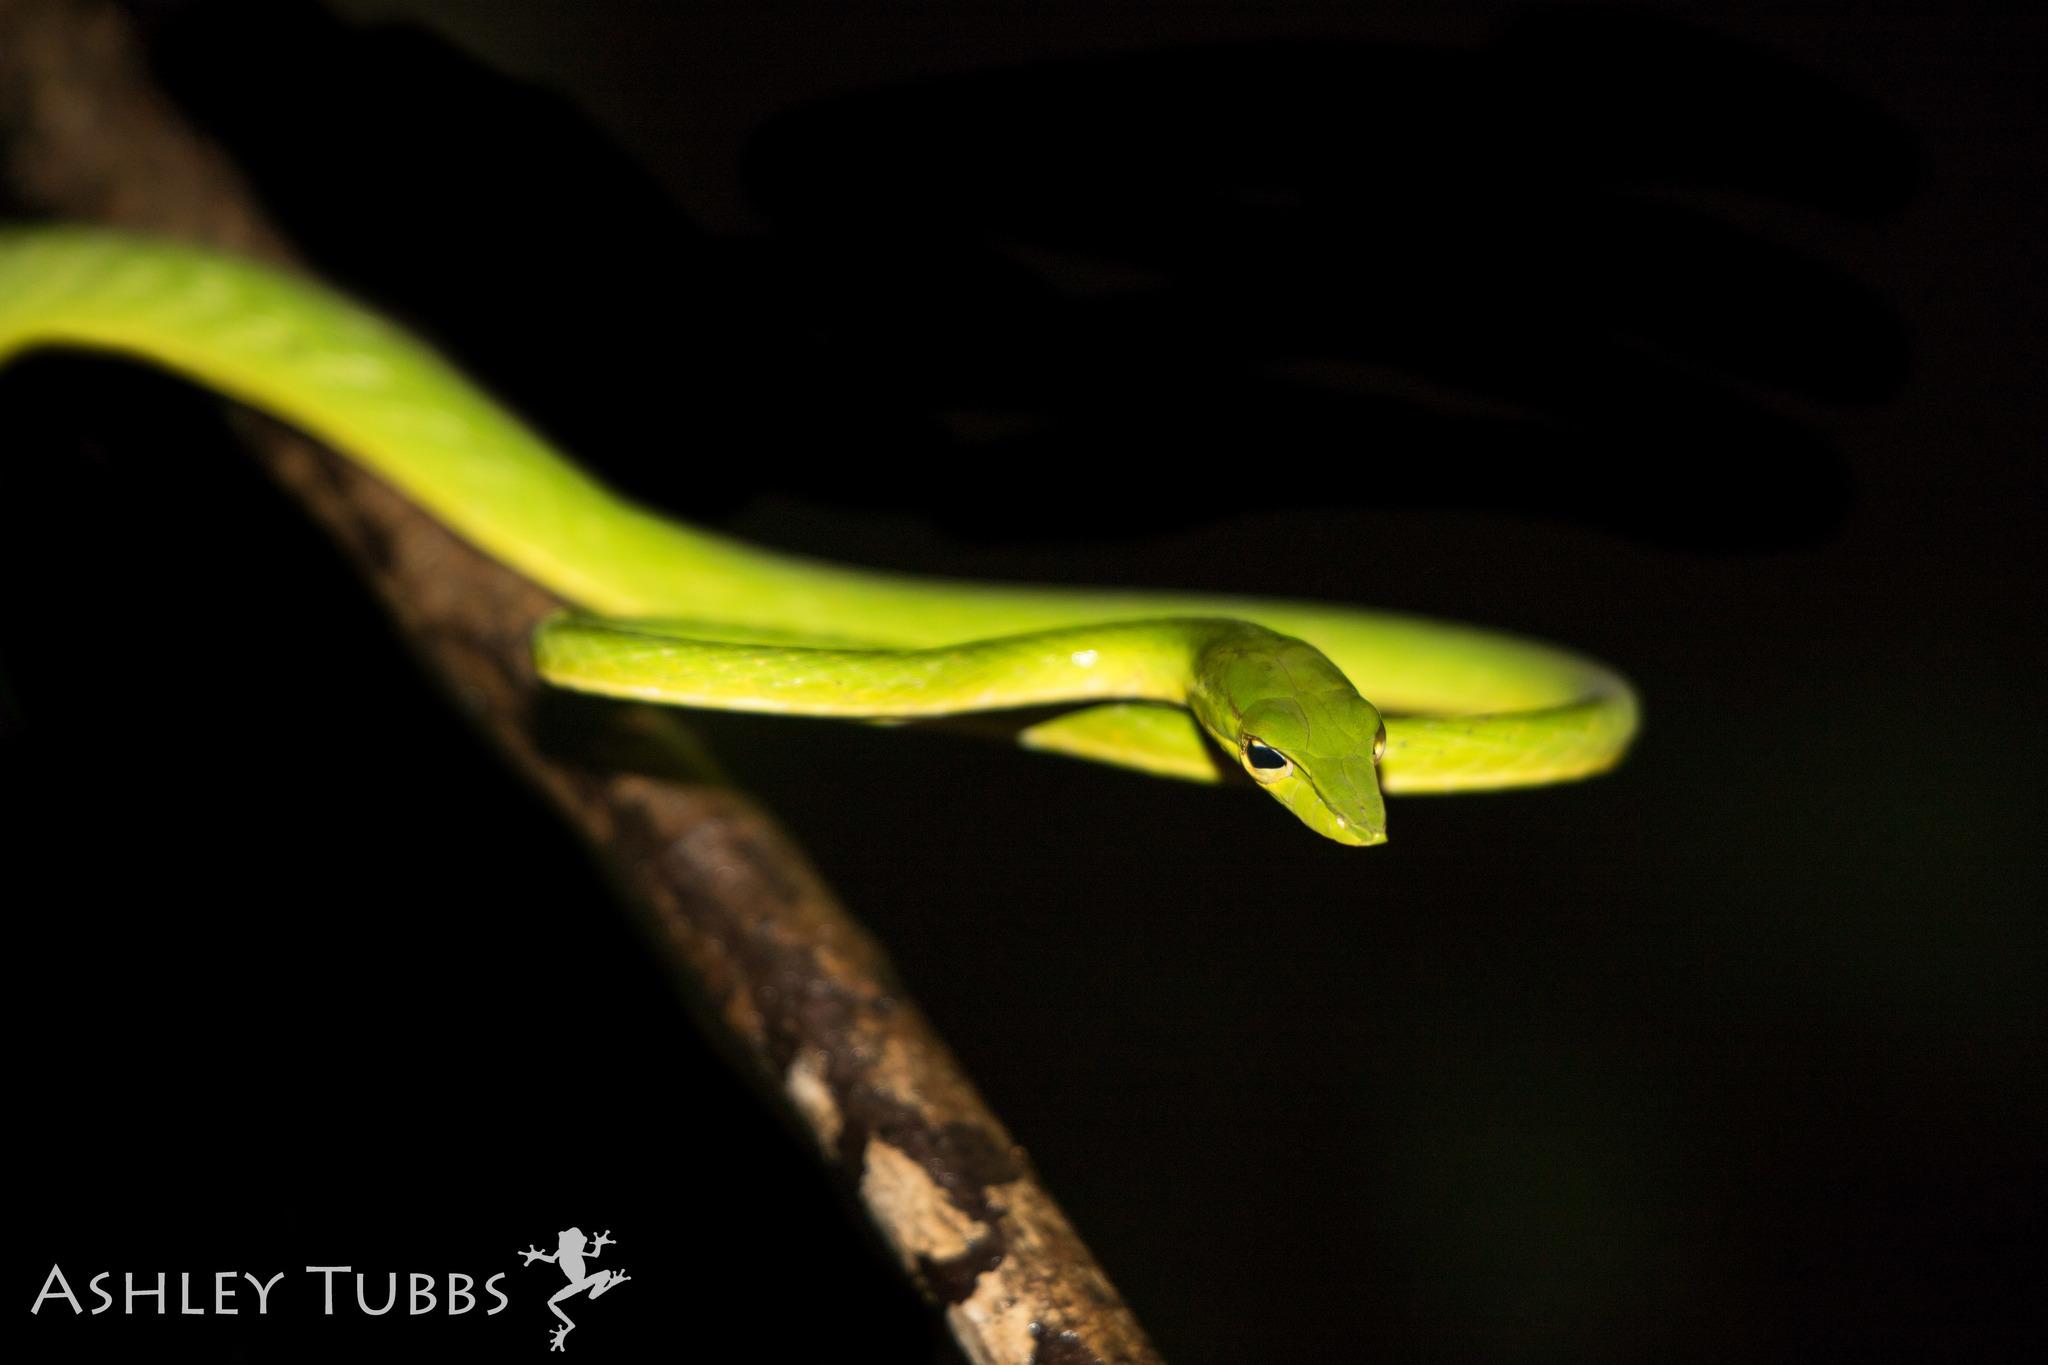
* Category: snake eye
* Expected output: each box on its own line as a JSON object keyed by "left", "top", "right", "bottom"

{"left": 1372, "top": 721, "right": 1387, "bottom": 763}
{"left": 1242, "top": 739, "right": 1292, "bottom": 781}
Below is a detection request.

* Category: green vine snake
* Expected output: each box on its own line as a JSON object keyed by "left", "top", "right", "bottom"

{"left": 0, "top": 227, "right": 1638, "bottom": 845}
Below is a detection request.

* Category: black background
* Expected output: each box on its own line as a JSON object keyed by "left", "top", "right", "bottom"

{"left": 5, "top": 1, "right": 2041, "bottom": 1361}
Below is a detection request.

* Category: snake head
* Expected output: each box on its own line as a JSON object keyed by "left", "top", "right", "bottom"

{"left": 1192, "top": 627, "right": 1390, "bottom": 846}
{"left": 1233, "top": 696, "right": 1389, "bottom": 846}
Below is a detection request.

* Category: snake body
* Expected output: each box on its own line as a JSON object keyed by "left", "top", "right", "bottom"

{"left": 0, "top": 228, "right": 1638, "bottom": 844}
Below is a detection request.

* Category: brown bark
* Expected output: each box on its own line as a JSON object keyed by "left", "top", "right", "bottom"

{"left": 0, "top": 3, "right": 1163, "bottom": 1361}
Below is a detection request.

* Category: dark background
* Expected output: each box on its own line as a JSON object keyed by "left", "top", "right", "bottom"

{"left": 5, "top": 1, "right": 2041, "bottom": 1360}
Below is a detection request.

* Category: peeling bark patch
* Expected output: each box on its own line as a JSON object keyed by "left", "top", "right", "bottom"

{"left": 878, "top": 1119, "right": 1023, "bottom": 1225}
{"left": 860, "top": 1138, "right": 992, "bottom": 1269}
{"left": 951, "top": 1274, "right": 1038, "bottom": 1365}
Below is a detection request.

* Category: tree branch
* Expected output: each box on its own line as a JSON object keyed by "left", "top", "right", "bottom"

{"left": 0, "top": 2, "right": 1162, "bottom": 1360}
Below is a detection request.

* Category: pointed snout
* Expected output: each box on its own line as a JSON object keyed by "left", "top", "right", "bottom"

{"left": 1313, "top": 753, "right": 1390, "bottom": 846}
{"left": 1271, "top": 763, "right": 1388, "bottom": 845}
{"left": 1324, "top": 818, "right": 1389, "bottom": 848}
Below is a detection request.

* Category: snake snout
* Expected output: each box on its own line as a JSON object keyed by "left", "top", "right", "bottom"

{"left": 1327, "top": 817, "right": 1389, "bottom": 848}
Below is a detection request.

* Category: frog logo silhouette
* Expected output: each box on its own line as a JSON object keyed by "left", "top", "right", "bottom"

{"left": 518, "top": 1227, "right": 630, "bottom": 1351}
